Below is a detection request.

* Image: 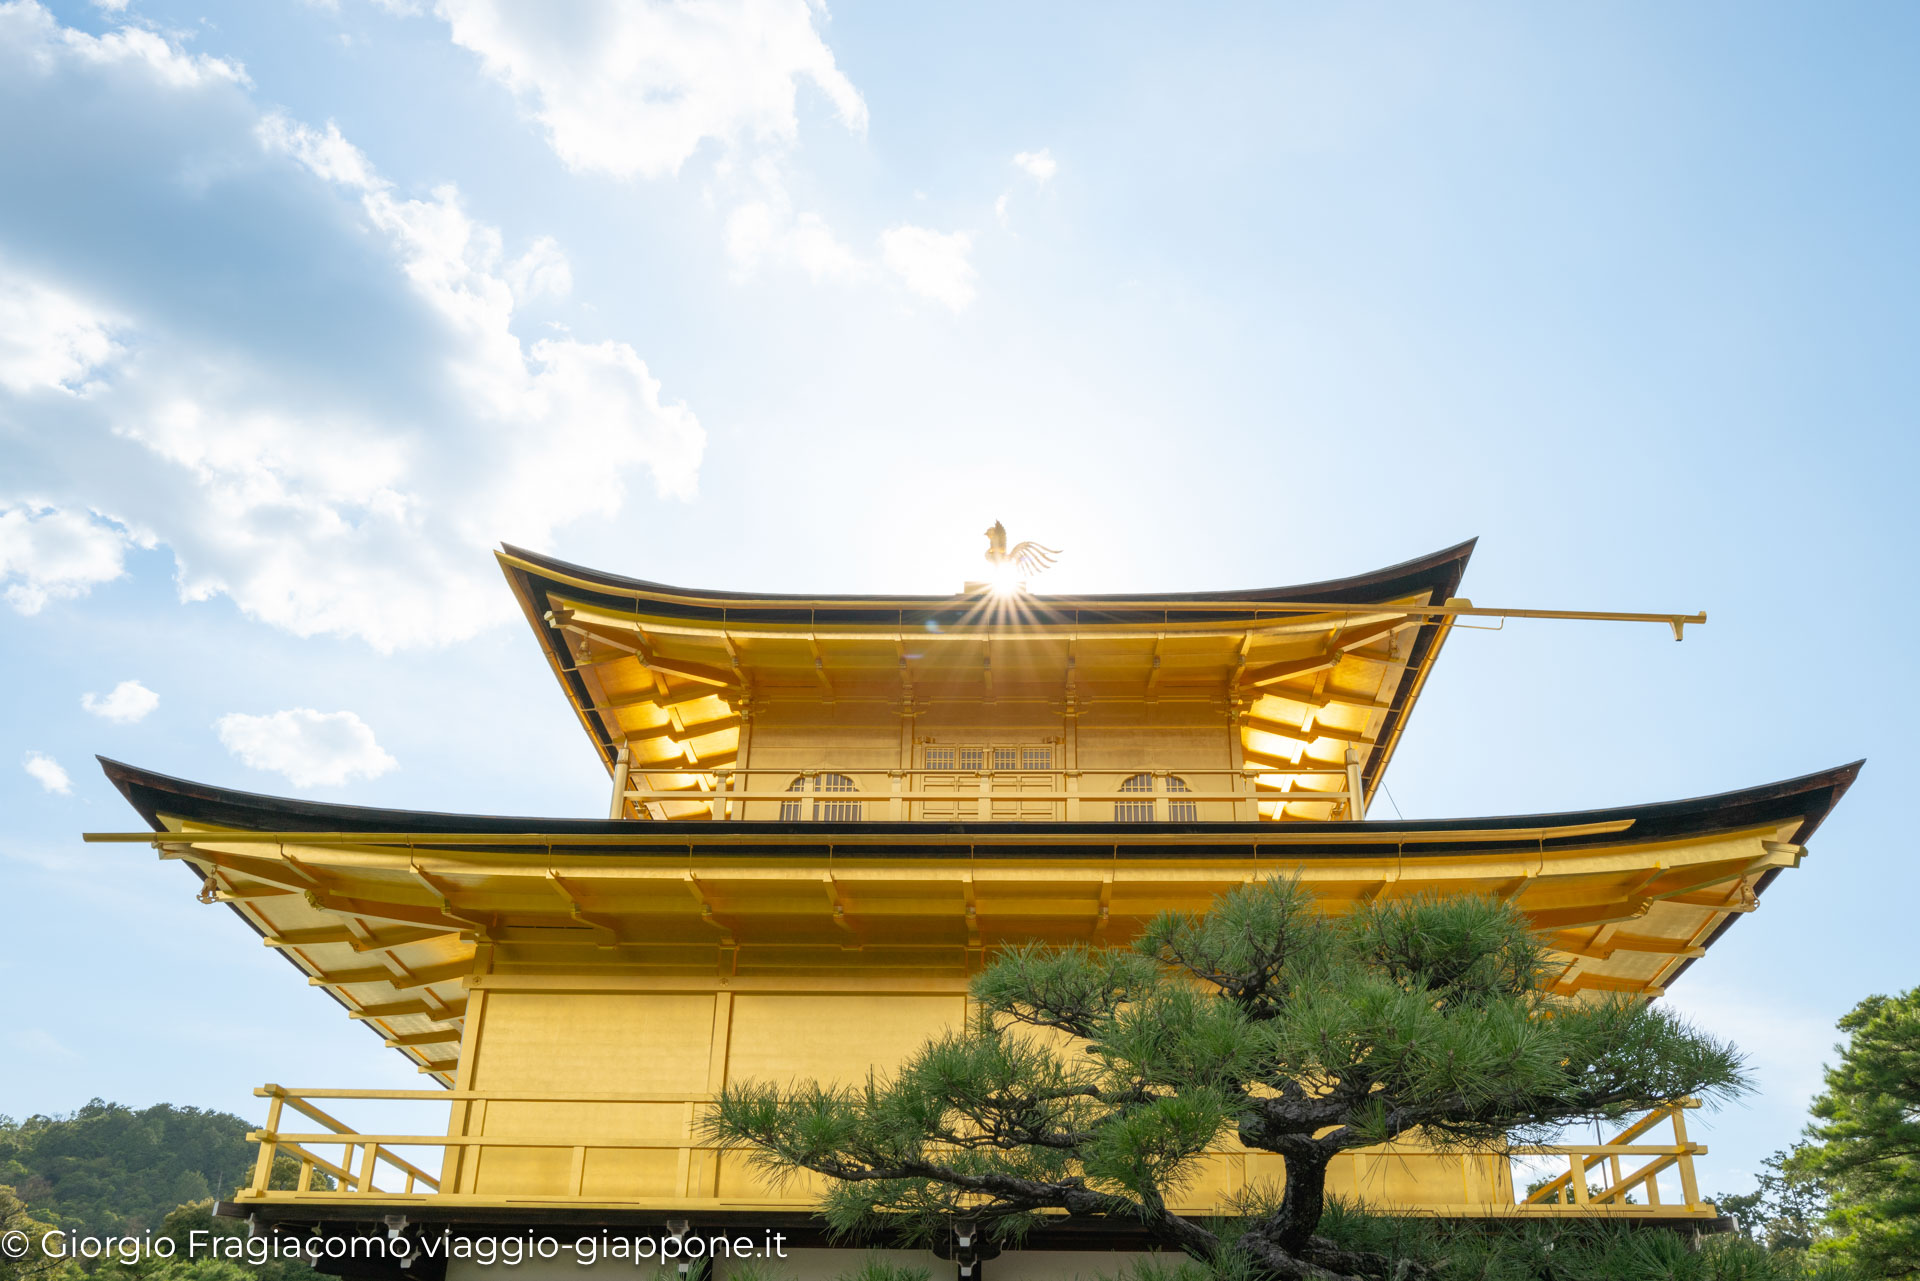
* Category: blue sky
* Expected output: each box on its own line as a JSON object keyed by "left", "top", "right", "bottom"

{"left": 1, "top": 0, "right": 1915, "bottom": 1198}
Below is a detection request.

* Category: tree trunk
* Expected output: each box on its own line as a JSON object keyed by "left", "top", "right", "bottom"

{"left": 1272, "top": 1147, "right": 1333, "bottom": 1252}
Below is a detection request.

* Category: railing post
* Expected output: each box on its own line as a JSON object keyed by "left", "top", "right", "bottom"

{"left": 249, "top": 1086, "right": 284, "bottom": 1196}
{"left": 358, "top": 1142, "right": 380, "bottom": 1193}
{"left": 570, "top": 1146, "right": 587, "bottom": 1196}
{"left": 1671, "top": 1104, "right": 1702, "bottom": 1209}
{"left": 608, "top": 743, "right": 632, "bottom": 820}
{"left": 1569, "top": 1155, "right": 1588, "bottom": 1206}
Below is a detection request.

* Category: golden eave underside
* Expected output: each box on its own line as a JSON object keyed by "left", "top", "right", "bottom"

{"left": 147, "top": 814, "right": 1807, "bottom": 1084}
{"left": 521, "top": 574, "right": 1452, "bottom": 822}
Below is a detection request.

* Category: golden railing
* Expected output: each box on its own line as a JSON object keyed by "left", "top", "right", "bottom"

{"left": 1515, "top": 1100, "right": 1707, "bottom": 1213}
{"left": 626, "top": 763, "right": 1366, "bottom": 822}
{"left": 240, "top": 1088, "right": 1711, "bottom": 1217}
{"left": 248, "top": 1086, "right": 444, "bottom": 1196}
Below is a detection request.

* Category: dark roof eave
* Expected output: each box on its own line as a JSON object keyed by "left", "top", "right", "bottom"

{"left": 496, "top": 538, "right": 1479, "bottom": 614}
{"left": 96, "top": 757, "right": 1862, "bottom": 860}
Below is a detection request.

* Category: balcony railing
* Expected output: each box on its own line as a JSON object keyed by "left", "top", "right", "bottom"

{"left": 618, "top": 764, "right": 1364, "bottom": 822}
{"left": 238, "top": 1087, "right": 1712, "bottom": 1218}
{"left": 1515, "top": 1100, "right": 1707, "bottom": 1212}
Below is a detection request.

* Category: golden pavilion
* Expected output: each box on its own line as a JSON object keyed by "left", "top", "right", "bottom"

{"left": 90, "top": 538, "right": 1860, "bottom": 1281}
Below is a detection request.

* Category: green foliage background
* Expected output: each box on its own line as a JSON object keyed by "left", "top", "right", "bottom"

{"left": 0, "top": 1102, "right": 321, "bottom": 1281}
{"left": 0, "top": 1102, "right": 255, "bottom": 1238}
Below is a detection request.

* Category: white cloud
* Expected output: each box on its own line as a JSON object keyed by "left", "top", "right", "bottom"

{"left": 431, "top": 0, "right": 866, "bottom": 180}
{"left": 0, "top": 0, "right": 246, "bottom": 88}
{"left": 416, "top": 0, "right": 890, "bottom": 302}
{"left": 723, "top": 161, "right": 866, "bottom": 284}
{"left": 0, "top": 269, "right": 124, "bottom": 393}
{"left": 22, "top": 751, "right": 72, "bottom": 794}
{"left": 216, "top": 708, "right": 398, "bottom": 787}
{"left": 505, "top": 235, "right": 571, "bottom": 303}
{"left": 82, "top": 678, "right": 159, "bottom": 723}
{"left": 879, "top": 225, "right": 977, "bottom": 311}
{"left": 727, "top": 203, "right": 860, "bottom": 280}
{"left": 1012, "top": 148, "right": 1057, "bottom": 183}
{"left": 407, "top": 0, "right": 995, "bottom": 312}
{"left": 0, "top": 9, "right": 706, "bottom": 651}
{"left": 259, "top": 116, "right": 707, "bottom": 517}
{"left": 0, "top": 504, "right": 141, "bottom": 614}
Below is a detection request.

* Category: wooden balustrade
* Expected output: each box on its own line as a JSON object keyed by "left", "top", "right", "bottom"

{"left": 1517, "top": 1100, "right": 1706, "bottom": 1212}
{"left": 239, "top": 1088, "right": 1712, "bottom": 1218}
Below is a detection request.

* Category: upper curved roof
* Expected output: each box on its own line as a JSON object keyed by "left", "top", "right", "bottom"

{"left": 497, "top": 537, "right": 1479, "bottom": 622}
{"left": 496, "top": 540, "right": 1479, "bottom": 821}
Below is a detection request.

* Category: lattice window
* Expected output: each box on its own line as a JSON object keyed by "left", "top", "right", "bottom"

{"left": 780, "top": 776, "right": 807, "bottom": 822}
{"left": 782, "top": 774, "right": 861, "bottom": 821}
{"left": 958, "top": 747, "right": 984, "bottom": 771}
{"left": 925, "top": 747, "right": 955, "bottom": 771}
{"left": 816, "top": 772, "right": 860, "bottom": 822}
{"left": 1116, "top": 772, "right": 1155, "bottom": 822}
{"left": 1021, "top": 746, "right": 1052, "bottom": 770}
{"left": 1167, "top": 775, "right": 1196, "bottom": 823}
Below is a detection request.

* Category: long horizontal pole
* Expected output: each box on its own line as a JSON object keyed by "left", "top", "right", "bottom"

{"left": 515, "top": 553, "right": 1704, "bottom": 626}
{"left": 81, "top": 816, "right": 1635, "bottom": 848}
{"left": 563, "top": 599, "right": 1707, "bottom": 639}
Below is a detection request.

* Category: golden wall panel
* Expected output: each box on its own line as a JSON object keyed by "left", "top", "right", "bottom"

{"left": 470, "top": 992, "right": 717, "bottom": 1094}
{"left": 726, "top": 994, "right": 967, "bottom": 1086}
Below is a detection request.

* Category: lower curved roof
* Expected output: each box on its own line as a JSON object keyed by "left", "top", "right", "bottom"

{"left": 100, "top": 756, "right": 1858, "bottom": 859}
{"left": 93, "top": 756, "right": 1859, "bottom": 1082}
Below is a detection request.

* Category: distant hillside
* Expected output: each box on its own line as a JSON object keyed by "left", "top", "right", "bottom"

{"left": 0, "top": 1101, "right": 259, "bottom": 1236}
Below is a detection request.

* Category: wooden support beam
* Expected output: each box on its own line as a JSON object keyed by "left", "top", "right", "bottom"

{"left": 1242, "top": 714, "right": 1371, "bottom": 746}
{"left": 1261, "top": 685, "right": 1390, "bottom": 713}
{"left": 263, "top": 925, "right": 457, "bottom": 952}
{"left": 409, "top": 864, "right": 499, "bottom": 938}
{"left": 1550, "top": 932, "right": 1708, "bottom": 961}
{"left": 306, "top": 958, "right": 473, "bottom": 991}
{"left": 678, "top": 874, "right": 739, "bottom": 944}
{"left": 556, "top": 620, "right": 741, "bottom": 691}
{"left": 547, "top": 872, "right": 624, "bottom": 947}
{"left": 588, "top": 684, "right": 726, "bottom": 716}
{"left": 620, "top": 715, "right": 743, "bottom": 744}
{"left": 1240, "top": 618, "right": 1420, "bottom": 691}
{"left": 297, "top": 885, "right": 475, "bottom": 935}
{"left": 1240, "top": 745, "right": 1328, "bottom": 773}
{"left": 1663, "top": 889, "right": 1758, "bottom": 912}
{"left": 347, "top": 998, "right": 468, "bottom": 1021}
{"left": 1526, "top": 898, "right": 1656, "bottom": 931}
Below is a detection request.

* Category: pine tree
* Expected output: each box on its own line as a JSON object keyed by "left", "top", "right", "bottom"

{"left": 704, "top": 877, "right": 1749, "bottom": 1281}
{"left": 1788, "top": 986, "right": 1920, "bottom": 1278}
